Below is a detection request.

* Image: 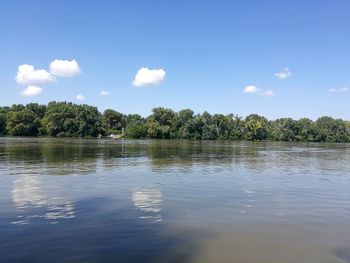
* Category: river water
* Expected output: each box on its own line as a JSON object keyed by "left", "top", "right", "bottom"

{"left": 0, "top": 138, "right": 350, "bottom": 263}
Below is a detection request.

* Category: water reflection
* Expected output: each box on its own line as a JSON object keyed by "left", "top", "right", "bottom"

{"left": 2, "top": 196, "right": 200, "bottom": 263}
{"left": 1, "top": 138, "right": 350, "bottom": 175}
{"left": 11, "top": 173, "right": 75, "bottom": 224}
{"left": 1, "top": 138, "right": 350, "bottom": 263}
{"left": 132, "top": 188, "right": 163, "bottom": 222}
{"left": 12, "top": 173, "right": 45, "bottom": 209}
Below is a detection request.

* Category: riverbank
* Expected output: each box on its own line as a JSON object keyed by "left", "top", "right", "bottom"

{"left": 1, "top": 102, "right": 350, "bottom": 142}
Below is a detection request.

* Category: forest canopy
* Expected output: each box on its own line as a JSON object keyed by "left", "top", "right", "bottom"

{"left": 0, "top": 101, "right": 349, "bottom": 142}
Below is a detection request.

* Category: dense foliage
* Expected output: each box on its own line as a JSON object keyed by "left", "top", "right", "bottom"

{"left": 0, "top": 102, "right": 349, "bottom": 142}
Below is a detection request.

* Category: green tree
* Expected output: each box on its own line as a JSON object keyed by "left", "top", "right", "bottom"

{"left": 76, "top": 104, "right": 102, "bottom": 137}
{"left": 124, "top": 114, "right": 144, "bottom": 127}
{"left": 25, "top": 103, "right": 47, "bottom": 135}
{"left": 212, "top": 114, "right": 234, "bottom": 139}
{"left": 124, "top": 114, "right": 147, "bottom": 138}
{"left": 230, "top": 115, "right": 245, "bottom": 140}
{"left": 185, "top": 114, "right": 203, "bottom": 140}
{"left": 102, "top": 109, "right": 124, "bottom": 134}
{"left": 315, "top": 116, "right": 349, "bottom": 142}
{"left": 269, "top": 118, "right": 300, "bottom": 141}
{"left": 0, "top": 110, "right": 7, "bottom": 135}
{"left": 244, "top": 114, "right": 268, "bottom": 140}
{"left": 26, "top": 103, "right": 46, "bottom": 119}
{"left": 1, "top": 101, "right": 350, "bottom": 142}
{"left": 147, "top": 118, "right": 162, "bottom": 138}
{"left": 125, "top": 122, "right": 147, "bottom": 138}
{"left": 147, "top": 108, "right": 177, "bottom": 139}
{"left": 10, "top": 104, "right": 25, "bottom": 112}
{"left": 298, "top": 118, "right": 316, "bottom": 141}
{"left": 6, "top": 109, "right": 38, "bottom": 136}
{"left": 151, "top": 107, "right": 176, "bottom": 127}
{"left": 177, "top": 109, "right": 194, "bottom": 139}
{"left": 42, "top": 102, "right": 77, "bottom": 136}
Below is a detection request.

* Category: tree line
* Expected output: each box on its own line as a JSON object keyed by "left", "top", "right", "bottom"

{"left": 0, "top": 101, "right": 349, "bottom": 142}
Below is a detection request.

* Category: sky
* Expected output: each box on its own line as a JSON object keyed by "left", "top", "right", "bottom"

{"left": 0, "top": 0, "right": 349, "bottom": 120}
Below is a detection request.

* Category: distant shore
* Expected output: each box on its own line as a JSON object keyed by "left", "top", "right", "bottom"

{"left": 1, "top": 101, "right": 349, "bottom": 143}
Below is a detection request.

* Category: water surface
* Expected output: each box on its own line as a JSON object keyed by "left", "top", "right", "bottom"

{"left": 1, "top": 138, "right": 350, "bottom": 262}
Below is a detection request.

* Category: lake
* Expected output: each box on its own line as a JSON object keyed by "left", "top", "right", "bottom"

{"left": 0, "top": 138, "right": 350, "bottom": 263}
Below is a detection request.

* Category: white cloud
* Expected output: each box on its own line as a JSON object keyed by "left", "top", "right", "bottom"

{"left": 15, "top": 64, "right": 54, "bottom": 85}
{"left": 100, "top": 90, "right": 110, "bottom": 96}
{"left": 132, "top": 67, "right": 166, "bottom": 87}
{"left": 243, "top": 85, "right": 274, "bottom": 96}
{"left": 15, "top": 60, "right": 81, "bottom": 97}
{"left": 275, "top": 67, "right": 291, "bottom": 79}
{"left": 329, "top": 87, "right": 348, "bottom": 93}
{"left": 264, "top": 90, "right": 275, "bottom": 96}
{"left": 76, "top": 94, "right": 86, "bottom": 101}
{"left": 50, "top": 59, "right": 81, "bottom": 77}
{"left": 20, "top": 85, "right": 43, "bottom": 96}
{"left": 243, "top": 85, "right": 258, "bottom": 93}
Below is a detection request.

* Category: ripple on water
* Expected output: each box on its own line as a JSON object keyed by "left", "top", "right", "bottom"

{"left": 1, "top": 139, "right": 350, "bottom": 263}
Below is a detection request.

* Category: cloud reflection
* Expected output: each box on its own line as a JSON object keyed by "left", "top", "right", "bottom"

{"left": 12, "top": 174, "right": 46, "bottom": 209}
{"left": 11, "top": 174, "right": 75, "bottom": 224}
{"left": 132, "top": 188, "right": 163, "bottom": 222}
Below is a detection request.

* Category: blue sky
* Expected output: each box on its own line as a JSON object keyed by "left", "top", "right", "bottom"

{"left": 1, "top": 0, "right": 349, "bottom": 119}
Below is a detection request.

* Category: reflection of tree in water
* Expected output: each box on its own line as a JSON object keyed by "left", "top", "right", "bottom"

{"left": 132, "top": 188, "right": 163, "bottom": 222}
{"left": 148, "top": 140, "right": 265, "bottom": 170}
{"left": 11, "top": 173, "right": 75, "bottom": 225}
{"left": 2, "top": 138, "right": 275, "bottom": 173}
{"left": 2, "top": 139, "right": 101, "bottom": 175}
{"left": 3, "top": 138, "right": 350, "bottom": 175}
{"left": 2, "top": 138, "right": 151, "bottom": 175}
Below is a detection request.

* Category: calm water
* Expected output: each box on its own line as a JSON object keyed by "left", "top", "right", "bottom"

{"left": 1, "top": 138, "right": 350, "bottom": 263}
